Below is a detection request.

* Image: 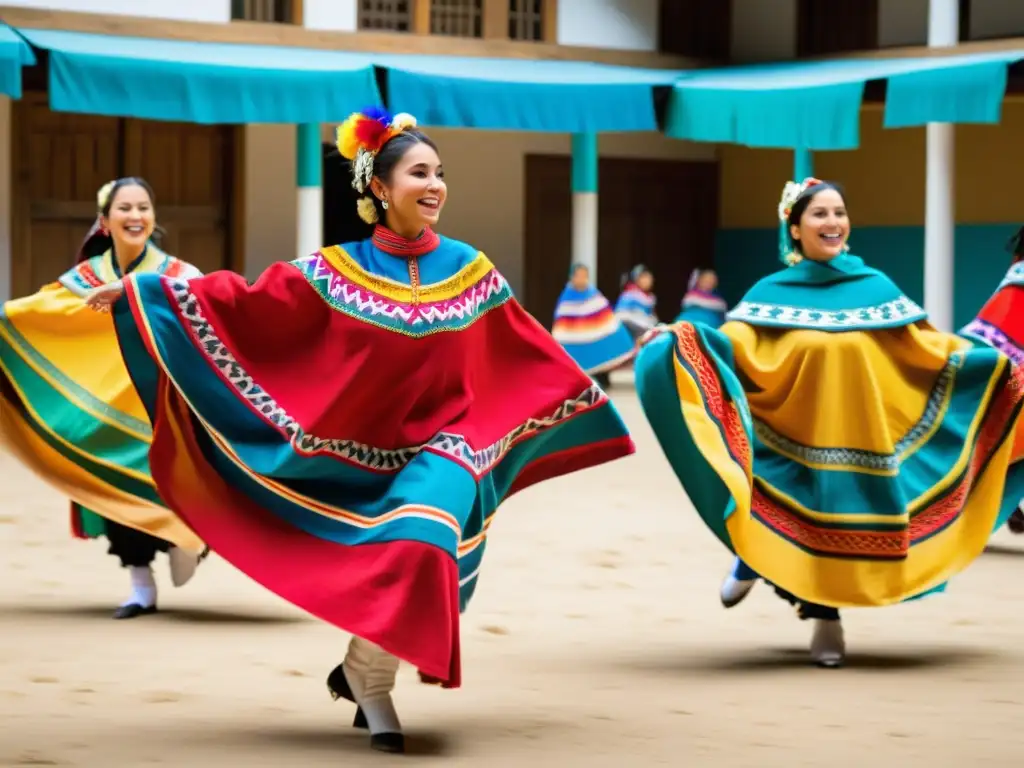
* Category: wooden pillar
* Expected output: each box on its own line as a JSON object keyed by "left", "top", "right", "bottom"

{"left": 482, "top": 0, "right": 508, "bottom": 40}
{"left": 412, "top": 0, "right": 431, "bottom": 34}
{"left": 541, "top": 0, "right": 558, "bottom": 43}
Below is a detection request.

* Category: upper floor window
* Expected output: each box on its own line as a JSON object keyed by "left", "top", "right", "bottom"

{"left": 509, "top": 0, "right": 545, "bottom": 42}
{"left": 358, "top": 0, "right": 414, "bottom": 32}
{"left": 658, "top": 0, "right": 730, "bottom": 60}
{"left": 231, "top": 0, "right": 295, "bottom": 23}
{"left": 431, "top": 0, "right": 484, "bottom": 37}
{"left": 797, "top": 0, "right": 878, "bottom": 57}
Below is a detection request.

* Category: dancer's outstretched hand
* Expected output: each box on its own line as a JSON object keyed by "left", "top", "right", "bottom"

{"left": 85, "top": 281, "right": 125, "bottom": 313}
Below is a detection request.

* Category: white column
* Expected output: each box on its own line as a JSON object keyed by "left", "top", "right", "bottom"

{"left": 570, "top": 133, "right": 598, "bottom": 276}
{"left": 923, "top": 0, "right": 959, "bottom": 330}
{"left": 296, "top": 123, "right": 323, "bottom": 259}
{"left": 571, "top": 194, "right": 598, "bottom": 275}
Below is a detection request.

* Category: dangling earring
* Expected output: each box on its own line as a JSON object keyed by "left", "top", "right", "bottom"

{"left": 382, "top": 199, "right": 389, "bottom": 210}
{"left": 842, "top": 242, "right": 850, "bottom": 252}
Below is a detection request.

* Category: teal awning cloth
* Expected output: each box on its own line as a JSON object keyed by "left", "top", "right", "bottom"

{"left": 665, "top": 49, "right": 1024, "bottom": 149}
{"left": 16, "top": 27, "right": 682, "bottom": 131}
{"left": 16, "top": 28, "right": 382, "bottom": 124}
{"left": 373, "top": 54, "right": 679, "bottom": 132}
{"left": 0, "top": 23, "right": 36, "bottom": 98}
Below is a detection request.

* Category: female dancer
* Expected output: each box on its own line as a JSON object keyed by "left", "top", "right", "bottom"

{"left": 614, "top": 264, "right": 657, "bottom": 339}
{"left": 960, "top": 225, "right": 1024, "bottom": 532}
{"left": 0, "top": 177, "right": 206, "bottom": 618}
{"left": 635, "top": 178, "right": 1024, "bottom": 667}
{"left": 552, "top": 263, "right": 635, "bottom": 388}
{"left": 674, "top": 268, "right": 727, "bottom": 328}
{"left": 85, "top": 108, "right": 634, "bottom": 753}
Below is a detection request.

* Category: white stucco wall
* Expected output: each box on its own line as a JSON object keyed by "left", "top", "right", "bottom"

{"left": 0, "top": 0, "right": 231, "bottom": 23}
{"left": 556, "top": 0, "right": 658, "bottom": 51}
{"left": 302, "top": 0, "right": 358, "bottom": 31}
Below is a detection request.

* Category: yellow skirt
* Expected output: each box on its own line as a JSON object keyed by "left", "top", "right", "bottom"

{"left": 0, "top": 281, "right": 202, "bottom": 552}
{"left": 636, "top": 320, "right": 1024, "bottom": 606}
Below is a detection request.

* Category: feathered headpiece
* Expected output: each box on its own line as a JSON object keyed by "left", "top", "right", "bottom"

{"left": 777, "top": 177, "right": 825, "bottom": 266}
{"left": 335, "top": 106, "right": 418, "bottom": 224}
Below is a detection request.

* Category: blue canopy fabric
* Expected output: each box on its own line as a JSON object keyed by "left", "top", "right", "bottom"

{"left": 17, "top": 27, "right": 680, "bottom": 131}
{"left": 0, "top": 24, "right": 36, "bottom": 98}
{"left": 665, "top": 49, "right": 1024, "bottom": 149}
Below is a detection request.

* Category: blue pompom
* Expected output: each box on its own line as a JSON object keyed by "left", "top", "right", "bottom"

{"left": 362, "top": 105, "right": 393, "bottom": 125}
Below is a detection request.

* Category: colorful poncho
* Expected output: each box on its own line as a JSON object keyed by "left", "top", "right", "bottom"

{"left": 112, "top": 226, "right": 634, "bottom": 687}
{"left": 960, "top": 261, "right": 1024, "bottom": 366}
{"left": 614, "top": 283, "right": 657, "bottom": 336}
{"left": 674, "top": 289, "right": 728, "bottom": 328}
{"left": 552, "top": 283, "right": 636, "bottom": 375}
{"left": 636, "top": 253, "right": 1024, "bottom": 607}
{"left": 0, "top": 246, "right": 204, "bottom": 551}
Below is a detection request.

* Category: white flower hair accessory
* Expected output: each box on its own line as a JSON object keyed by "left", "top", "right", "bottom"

{"left": 777, "top": 177, "right": 826, "bottom": 266}
{"left": 352, "top": 149, "right": 375, "bottom": 194}
{"left": 96, "top": 180, "right": 116, "bottom": 212}
{"left": 777, "top": 177, "right": 823, "bottom": 222}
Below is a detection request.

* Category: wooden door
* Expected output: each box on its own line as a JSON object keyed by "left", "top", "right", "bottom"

{"left": 123, "top": 119, "right": 233, "bottom": 276}
{"left": 11, "top": 94, "right": 236, "bottom": 296}
{"left": 523, "top": 154, "right": 719, "bottom": 326}
{"left": 11, "top": 93, "right": 120, "bottom": 296}
{"left": 523, "top": 155, "right": 572, "bottom": 326}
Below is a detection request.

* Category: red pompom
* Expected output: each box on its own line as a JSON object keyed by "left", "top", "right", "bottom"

{"left": 353, "top": 117, "right": 389, "bottom": 153}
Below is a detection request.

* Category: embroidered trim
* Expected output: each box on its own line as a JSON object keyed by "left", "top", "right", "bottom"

{"left": 167, "top": 278, "right": 605, "bottom": 476}
{"left": 753, "top": 353, "right": 960, "bottom": 470}
{"left": 58, "top": 250, "right": 199, "bottom": 297}
{"left": 297, "top": 254, "right": 512, "bottom": 337}
{"left": 726, "top": 296, "right": 926, "bottom": 330}
{"left": 317, "top": 245, "right": 492, "bottom": 305}
{"left": 962, "top": 318, "right": 1024, "bottom": 365}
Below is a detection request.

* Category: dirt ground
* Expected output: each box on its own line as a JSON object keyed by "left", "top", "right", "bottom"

{"left": 2, "top": 385, "right": 1024, "bottom": 767}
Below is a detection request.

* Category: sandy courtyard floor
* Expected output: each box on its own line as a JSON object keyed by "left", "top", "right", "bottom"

{"left": 2, "top": 387, "right": 1024, "bottom": 767}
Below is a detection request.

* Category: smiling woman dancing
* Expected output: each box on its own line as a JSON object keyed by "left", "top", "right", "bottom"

{"left": 85, "top": 108, "right": 634, "bottom": 753}
{"left": 635, "top": 177, "right": 1024, "bottom": 668}
{"left": 0, "top": 178, "right": 206, "bottom": 618}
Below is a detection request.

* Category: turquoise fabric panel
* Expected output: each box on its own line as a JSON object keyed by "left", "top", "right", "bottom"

{"left": 884, "top": 60, "right": 1011, "bottom": 128}
{"left": 666, "top": 50, "right": 1024, "bottom": 149}
{"left": 714, "top": 224, "right": 1020, "bottom": 329}
{"left": 17, "top": 28, "right": 382, "bottom": 124}
{"left": 0, "top": 24, "right": 35, "bottom": 98}
{"left": 379, "top": 55, "right": 676, "bottom": 132}
{"left": 666, "top": 80, "right": 864, "bottom": 149}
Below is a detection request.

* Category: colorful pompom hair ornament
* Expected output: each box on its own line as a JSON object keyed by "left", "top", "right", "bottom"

{"left": 335, "top": 107, "right": 420, "bottom": 199}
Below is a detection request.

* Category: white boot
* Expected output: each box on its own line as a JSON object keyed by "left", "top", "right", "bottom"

{"left": 113, "top": 565, "right": 157, "bottom": 619}
{"left": 810, "top": 618, "right": 845, "bottom": 668}
{"left": 719, "top": 557, "right": 757, "bottom": 608}
{"left": 168, "top": 546, "right": 206, "bottom": 587}
{"left": 340, "top": 636, "right": 404, "bottom": 753}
